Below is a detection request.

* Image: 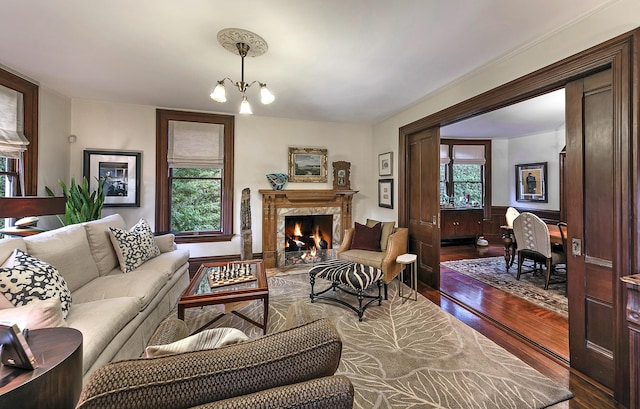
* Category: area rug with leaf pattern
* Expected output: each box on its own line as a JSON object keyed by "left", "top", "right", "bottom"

{"left": 181, "top": 269, "right": 572, "bottom": 408}
{"left": 441, "top": 256, "right": 568, "bottom": 318}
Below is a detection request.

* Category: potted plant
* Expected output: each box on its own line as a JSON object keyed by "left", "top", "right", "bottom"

{"left": 45, "top": 176, "right": 105, "bottom": 226}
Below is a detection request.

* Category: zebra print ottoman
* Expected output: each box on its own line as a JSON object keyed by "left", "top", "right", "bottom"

{"left": 309, "top": 259, "right": 384, "bottom": 321}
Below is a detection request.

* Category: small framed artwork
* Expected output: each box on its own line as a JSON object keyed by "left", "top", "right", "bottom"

{"left": 288, "top": 147, "right": 328, "bottom": 183}
{"left": 515, "top": 162, "right": 548, "bottom": 203}
{"left": 332, "top": 161, "right": 351, "bottom": 190}
{"left": 378, "top": 178, "right": 394, "bottom": 209}
{"left": 378, "top": 152, "right": 393, "bottom": 176}
{"left": 84, "top": 150, "right": 142, "bottom": 207}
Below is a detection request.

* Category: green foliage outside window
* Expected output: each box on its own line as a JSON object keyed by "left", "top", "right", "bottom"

{"left": 452, "top": 164, "right": 483, "bottom": 204}
{"left": 171, "top": 168, "right": 222, "bottom": 232}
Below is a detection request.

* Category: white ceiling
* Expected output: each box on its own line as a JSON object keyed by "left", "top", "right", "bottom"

{"left": 0, "top": 0, "right": 612, "bottom": 124}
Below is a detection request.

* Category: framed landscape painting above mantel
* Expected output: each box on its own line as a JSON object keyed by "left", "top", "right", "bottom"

{"left": 83, "top": 150, "right": 141, "bottom": 207}
{"left": 515, "top": 162, "right": 547, "bottom": 203}
{"left": 288, "top": 147, "right": 327, "bottom": 183}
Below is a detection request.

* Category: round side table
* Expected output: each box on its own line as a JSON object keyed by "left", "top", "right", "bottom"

{"left": 0, "top": 327, "right": 83, "bottom": 409}
{"left": 396, "top": 253, "right": 418, "bottom": 302}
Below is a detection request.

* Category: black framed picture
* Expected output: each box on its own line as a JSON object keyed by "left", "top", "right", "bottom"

{"left": 84, "top": 150, "right": 141, "bottom": 207}
{"left": 378, "top": 178, "right": 394, "bottom": 209}
{"left": 515, "top": 162, "right": 547, "bottom": 203}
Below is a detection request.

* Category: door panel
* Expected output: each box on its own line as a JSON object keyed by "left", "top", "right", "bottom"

{"left": 566, "top": 68, "right": 616, "bottom": 389}
{"left": 407, "top": 128, "right": 440, "bottom": 288}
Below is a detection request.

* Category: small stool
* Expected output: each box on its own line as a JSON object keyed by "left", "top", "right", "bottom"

{"left": 396, "top": 253, "right": 417, "bottom": 301}
{"left": 309, "top": 259, "right": 383, "bottom": 321}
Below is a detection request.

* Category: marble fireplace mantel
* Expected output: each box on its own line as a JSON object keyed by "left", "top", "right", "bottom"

{"left": 259, "top": 189, "right": 357, "bottom": 268}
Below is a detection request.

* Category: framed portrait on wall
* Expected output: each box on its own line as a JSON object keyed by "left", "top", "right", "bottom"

{"left": 84, "top": 150, "right": 142, "bottom": 207}
{"left": 515, "top": 162, "right": 547, "bottom": 203}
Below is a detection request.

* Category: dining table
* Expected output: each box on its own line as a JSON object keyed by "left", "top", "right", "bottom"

{"left": 500, "top": 223, "right": 566, "bottom": 272}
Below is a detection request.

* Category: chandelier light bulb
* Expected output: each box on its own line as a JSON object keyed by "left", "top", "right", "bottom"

{"left": 239, "top": 96, "right": 253, "bottom": 114}
{"left": 260, "top": 83, "right": 275, "bottom": 104}
{"left": 210, "top": 81, "right": 227, "bottom": 102}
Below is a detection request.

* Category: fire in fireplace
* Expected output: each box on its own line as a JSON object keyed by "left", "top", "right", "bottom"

{"left": 284, "top": 215, "right": 333, "bottom": 254}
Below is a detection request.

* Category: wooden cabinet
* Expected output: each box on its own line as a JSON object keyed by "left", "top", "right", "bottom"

{"left": 441, "top": 209, "right": 482, "bottom": 240}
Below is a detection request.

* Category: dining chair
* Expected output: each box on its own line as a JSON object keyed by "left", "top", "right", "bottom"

{"left": 512, "top": 212, "right": 566, "bottom": 290}
{"left": 505, "top": 207, "right": 520, "bottom": 228}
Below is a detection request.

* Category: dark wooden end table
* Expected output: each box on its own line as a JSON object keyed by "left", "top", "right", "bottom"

{"left": 0, "top": 327, "right": 83, "bottom": 409}
{"left": 178, "top": 259, "right": 269, "bottom": 334}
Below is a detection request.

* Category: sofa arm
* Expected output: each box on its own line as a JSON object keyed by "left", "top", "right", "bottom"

{"left": 76, "top": 318, "right": 343, "bottom": 409}
{"left": 206, "top": 375, "right": 354, "bottom": 409}
{"left": 381, "top": 227, "right": 409, "bottom": 283}
{"left": 336, "top": 228, "right": 354, "bottom": 254}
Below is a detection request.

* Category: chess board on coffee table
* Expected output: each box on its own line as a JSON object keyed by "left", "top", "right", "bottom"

{"left": 178, "top": 259, "right": 268, "bottom": 334}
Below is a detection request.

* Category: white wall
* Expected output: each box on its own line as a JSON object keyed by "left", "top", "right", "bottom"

{"left": 492, "top": 128, "right": 565, "bottom": 210}
{"left": 66, "top": 99, "right": 373, "bottom": 257}
{"left": 373, "top": 0, "right": 640, "bottom": 216}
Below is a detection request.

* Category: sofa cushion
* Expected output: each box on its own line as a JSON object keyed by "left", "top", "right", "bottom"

{"left": 0, "top": 237, "right": 26, "bottom": 268}
{"left": 366, "top": 219, "right": 395, "bottom": 251}
{"left": 130, "top": 249, "right": 190, "bottom": 280}
{"left": 24, "top": 223, "right": 100, "bottom": 292}
{"left": 0, "top": 249, "right": 72, "bottom": 318}
{"left": 83, "top": 214, "right": 126, "bottom": 276}
{"left": 145, "top": 327, "right": 248, "bottom": 358}
{"left": 338, "top": 249, "right": 386, "bottom": 270}
{"left": 155, "top": 234, "right": 177, "bottom": 253}
{"left": 109, "top": 219, "right": 161, "bottom": 273}
{"left": 65, "top": 297, "right": 140, "bottom": 374}
{"left": 351, "top": 222, "right": 381, "bottom": 251}
{"left": 0, "top": 297, "right": 64, "bottom": 330}
{"left": 72, "top": 269, "right": 169, "bottom": 311}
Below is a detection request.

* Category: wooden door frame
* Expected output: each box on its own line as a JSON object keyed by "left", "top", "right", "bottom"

{"left": 398, "top": 29, "right": 638, "bottom": 405}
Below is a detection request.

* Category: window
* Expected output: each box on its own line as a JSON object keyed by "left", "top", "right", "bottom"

{"left": 440, "top": 140, "right": 490, "bottom": 206}
{"left": 156, "top": 110, "right": 234, "bottom": 243}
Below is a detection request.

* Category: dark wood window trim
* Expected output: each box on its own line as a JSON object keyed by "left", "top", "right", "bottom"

{"left": 155, "top": 109, "right": 234, "bottom": 243}
{"left": 0, "top": 67, "right": 38, "bottom": 195}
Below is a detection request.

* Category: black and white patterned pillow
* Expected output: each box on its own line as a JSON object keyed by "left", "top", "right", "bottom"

{"left": 0, "top": 249, "right": 72, "bottom": 319}
{"left": 109, "top": 218, "right": 161, "bottom": 273}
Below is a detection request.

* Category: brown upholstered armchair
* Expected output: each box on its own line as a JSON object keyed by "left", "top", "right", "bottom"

{"left": 76, "top": 305, "right": 354, "bottom": 409}
{"left": 337, "top": 219, "right": 409, "bottom": 298}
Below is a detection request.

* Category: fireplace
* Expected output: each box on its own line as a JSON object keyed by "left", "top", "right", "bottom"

{"left": 259, "top": 189, "right": 357, "bottom": 268}
{"left": 284, "top": 215, "right": 333, "bottom": 252}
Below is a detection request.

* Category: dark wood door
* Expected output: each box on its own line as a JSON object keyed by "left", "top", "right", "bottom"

{"left": 566, "top": 67, "right": 626, "bottom": 391}
{"left": 407, "top": 128, "right": 440, "bottom": 288}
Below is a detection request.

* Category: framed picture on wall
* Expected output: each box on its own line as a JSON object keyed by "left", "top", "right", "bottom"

{"left": 378, "top": 152, "right": 392, "bottom": 176}
{"left": 288, "top": 147, "right": 328, "bottom": 183}
{"left": 378, "top": 178, "right": 394, "bottom": 208}
{"left": 515, "top": 162, "right": 547, "bottom": 203}
{"left": 83, "top": 150, "right": 142, "bottom": 207}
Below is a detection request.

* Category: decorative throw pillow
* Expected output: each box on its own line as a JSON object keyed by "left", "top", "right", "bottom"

{"left": 350, "top": 222, "right": 382, "bottom": 251}
{"left": 0, "top": 249, "right": 72, "bottom": 318}
{"left": 0, "top": 297, "right": 64, "bottom": 330}
{"left": 109, "top": 219, "right": 161, "bottom": 273}
{"left": 366, "top": 219, "right": 396, "bottom": 251}
{"left": 145, "top": 327, "right": 248, "bottom": 358}
{"left": 155, "top": 234, "right": 177, "bottom": 253}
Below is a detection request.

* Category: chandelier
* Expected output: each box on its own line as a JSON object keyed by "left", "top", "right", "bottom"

{"left": 210, "top": 28, "right": 275, "bottom": 114}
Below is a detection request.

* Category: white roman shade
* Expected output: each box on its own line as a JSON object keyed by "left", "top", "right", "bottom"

{"left": 440, "top": 144, "right": 450, "bottom": 164}
{"left": 167, "top": 121, "right": 224, "bottom": 168}
{"left": 0, "top": 86, "right": 28, "bottom": 159}
{"left": 452, "top": 145, "right": 485, "bottom": 165}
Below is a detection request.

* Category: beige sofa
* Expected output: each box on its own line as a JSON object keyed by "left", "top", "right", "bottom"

{"left": 0, "top": 214, "right": 190, "bottom": 382}
{"left": 337, "top": 220, "right": 408, "bottom": 298}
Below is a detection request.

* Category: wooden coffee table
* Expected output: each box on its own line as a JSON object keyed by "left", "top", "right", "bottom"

{"left": 178, "top": 259, "right": 269, "bottom": 334}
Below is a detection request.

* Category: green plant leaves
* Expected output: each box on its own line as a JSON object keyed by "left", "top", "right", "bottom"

{"left": 45, "top": 176, "right": 105, "bottom": 226}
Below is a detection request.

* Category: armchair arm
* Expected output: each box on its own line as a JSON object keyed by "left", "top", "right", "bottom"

{"left": 77, "top": 319, "right": 343, "bottom": 409}
{"left": 206, "top": 375, "right": 354, "bottom": 409}
{"left": 336, "top": 228, "right": 354, "bottom": 254}
{"left": 381, "top": 227, "right": 409, "bottom": 283}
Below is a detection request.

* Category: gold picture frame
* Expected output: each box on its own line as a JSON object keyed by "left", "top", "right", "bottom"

{"left": 288, "top": 147, "right": 328, "bottom": 183}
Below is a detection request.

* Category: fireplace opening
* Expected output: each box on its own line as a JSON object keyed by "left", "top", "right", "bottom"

{"left": 284, "top": 215, "right": 333, "bottom": 252}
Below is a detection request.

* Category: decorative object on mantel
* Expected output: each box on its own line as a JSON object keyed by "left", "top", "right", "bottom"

{"left": 288, "top": 147, "right": 327, "bottom": 183}
{"left": 378, "top": 152, "right": 393, "bottom": 176}
{"left": 209, "top": 28, "right": 275, "bottom": 115}
{"left": 266, "top": 173, "right": 288, "bottom": 190}
{"left": 240, "top": 187, "right": 252, "bottom": 260}
{"left": 332, "top": 161, "right": 351, "bottom": 190}
{"left": 45, "top": 176, "right": 105, "bottom": 226}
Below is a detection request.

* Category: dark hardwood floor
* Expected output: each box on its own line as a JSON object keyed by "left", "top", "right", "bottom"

{"left": 421, "top": 243, "right": 617, "bottom": 409}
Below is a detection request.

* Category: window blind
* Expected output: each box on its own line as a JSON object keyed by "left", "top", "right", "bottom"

{"left": 167, "top": 121, "right": 224, "bottom": 168}
{"left": 452, "top": 145, "right": 485, "bottom": 165}
{"left": 0, "top": 85, "right": 28, "bottom": 159}
{"left": 440, "top": 144, "right": 450, "bottom": 164}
